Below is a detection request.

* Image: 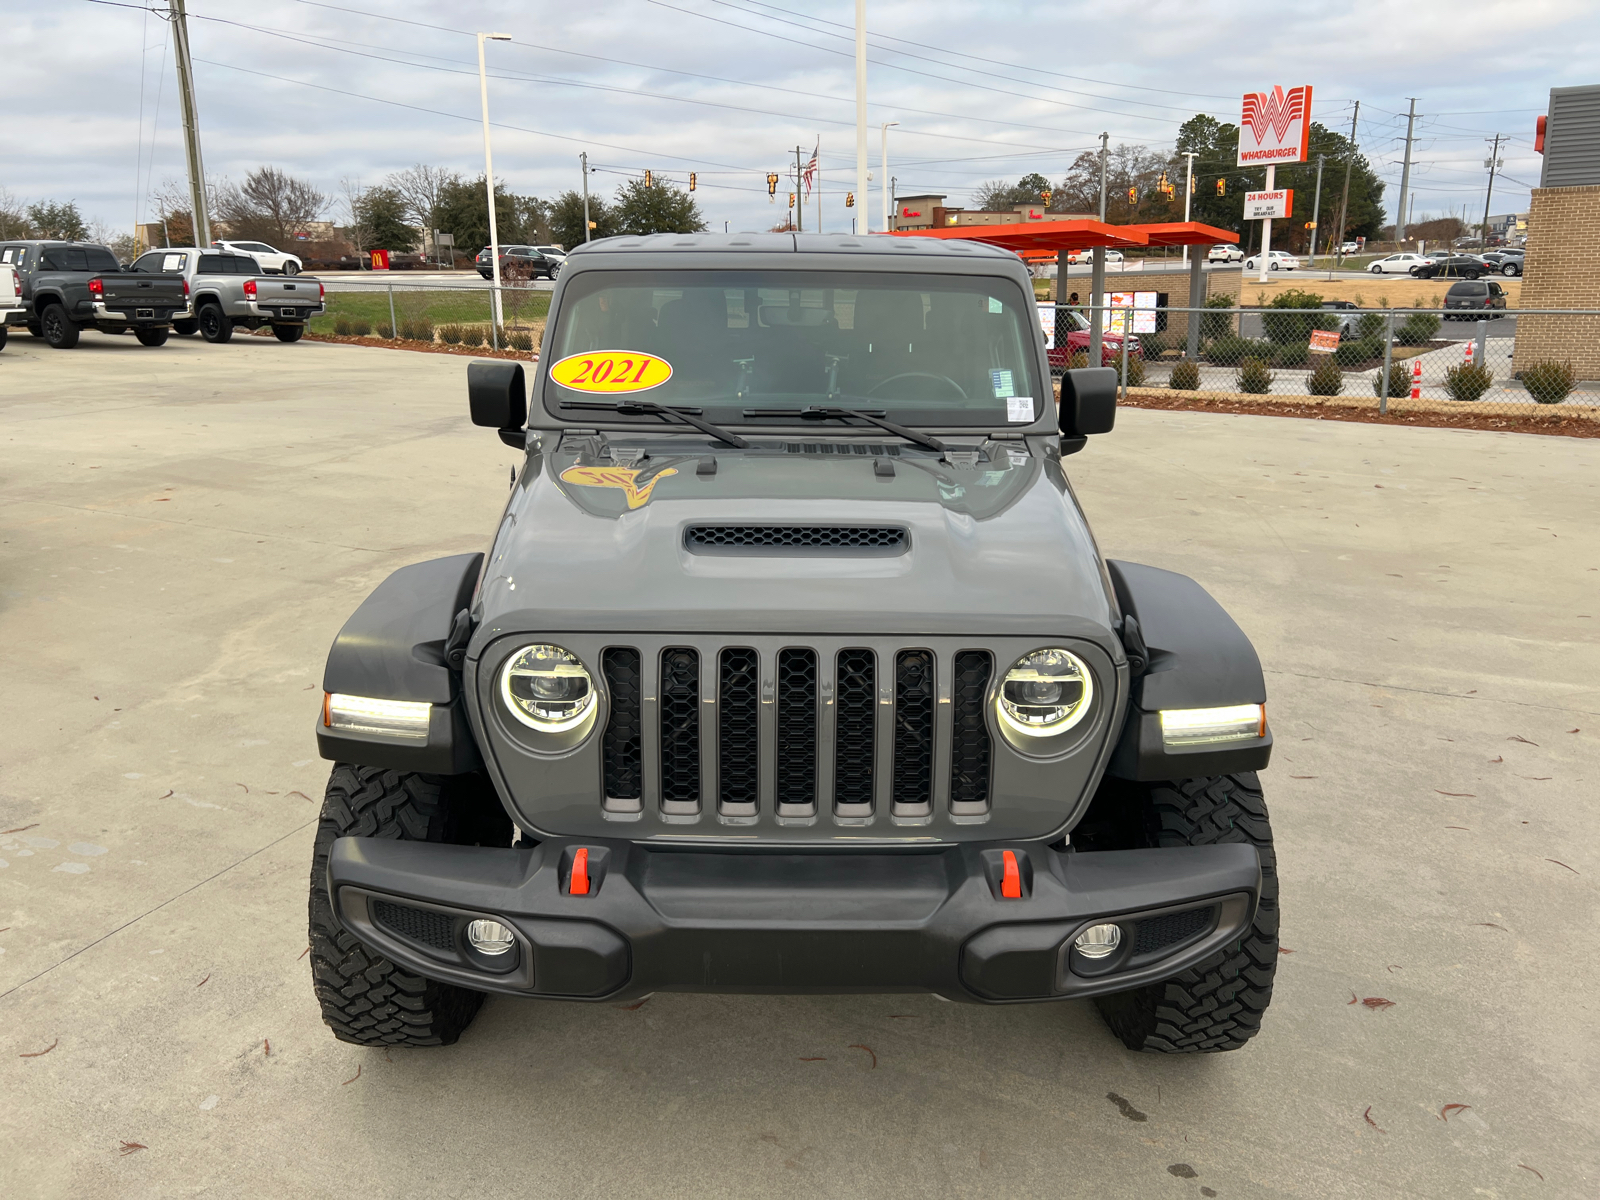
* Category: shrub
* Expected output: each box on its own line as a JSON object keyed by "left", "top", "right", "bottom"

{"left": 508, "top": 330, "right": 534, "bottom": 352}
{"left": 1169, "top": 359, "right": 1200, "bottom": 390}
{"left": 1118, "top": 353, "right": 1146, "bottom": 388}
{"left": 375, "top": 320, "right": 395, "bottom": 339}
{"left": 1068, "top": 350, "right": 1089, "bottom": 370}
{"left": 1236, "top": 356, "right": 1274, "bottom": 394}
{"left": 1140, "top": 331, "right": 1170, "bottom": 357}
{"left": 1206, "top": 334, "right": 1270, "bottom": 366}
{"left": 1200, "top": 293, "right": 1235, "bottom": 341}
{"left": 461, "top": 325, "right": 485, "bottom": 347}
{"left": 1261, "top": 288, "right": 1335, "bottom": 344}
{"left": 1354, "top": 311, "right": 1388, "bottom": 341}
{"left": 1333, "top": 337, "right": 1382, "bottom": 367}
{"left": 1272, "top": 342, "right": 1310, "bottom": 368}
{"left": 333, "top": 316, "right": 353, "bottom": 337}
{"left": 1308, "top": 355, "right": 1344, "bottom": 396}
{"left": 1520, "top": 360, "right": 1576, "bottom": 405}
{"left": 439, "top": 324, "right": 464, "bottom": 345}
{"left": 1395, "top": 312, "right": 1441, "bottom": 345}
{"left": 1444, "top": 361, "right": 1494, "bottom": 402}
{"left": 399, "top": 319, "right": 434, "bottom": 343}
{"left": 1373, "top": 363, "right": 1412, "bottom": 398}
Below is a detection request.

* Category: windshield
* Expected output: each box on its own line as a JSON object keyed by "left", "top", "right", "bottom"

{"left": 543, "top": 269, "right": 1043, "bottom": 427}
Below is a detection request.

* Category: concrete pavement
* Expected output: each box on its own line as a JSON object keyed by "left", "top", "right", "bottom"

{"left": 1, "top": 328, "right": 1596, "bottom": 1198}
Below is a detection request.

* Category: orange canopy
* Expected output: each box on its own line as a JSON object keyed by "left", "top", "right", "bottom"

{"left": 889, "top": 219, "right": 1237, "bottom": 258}
{"left": 1120, "top": 221, "right": 1239, "bottom": 247}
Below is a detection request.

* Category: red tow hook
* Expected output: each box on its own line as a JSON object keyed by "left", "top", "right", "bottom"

{"left": 1000, "top": 850, "right": 1022, "bottom": 899}
{"left": 569, "top": 847, "right": 591, "bottom": 895}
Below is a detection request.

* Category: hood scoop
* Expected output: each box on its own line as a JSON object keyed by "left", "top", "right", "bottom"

{"left": 685, "top": 524, "right": 908, "bottom": 557}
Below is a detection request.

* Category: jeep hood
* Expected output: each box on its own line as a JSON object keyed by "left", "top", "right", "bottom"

{"left": 472, "top": 443, "right": 1117, "bottom": 640}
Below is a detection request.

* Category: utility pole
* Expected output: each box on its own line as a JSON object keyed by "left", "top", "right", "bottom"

{"left": 1308, "top": 154, "right": 1325, "bottom": 268}
{"left": 169, "top": 0, "right": 210, "bottom": 246}
{"left": 794, "top": 146, "right": 805, "bottom": 232}
{"left": 1481, "top": 133, "right": 1503, "bottom": 245}
{"left": 1089, "top": 131, "right": 1109, "bottom": 367}
{"left": 855, "top": 0, "right": 867, "bottom": 240}
{"left": 1332, "top": 100, "right": 1359, "bottom": 276}
{"left": 1395, "top": 98, "right": 1417, "bottom": 246}
{"left": 1180, "top": 150, "right": 1197, "bottom": 264}
{"left": 580, "top": 152, "right": 592, "bottom": 242}
{"left": 477, "top": 31, "right": 512, "bottom": 336}
{"left": 880, "top": 122, "right": 899, "bottom": 233}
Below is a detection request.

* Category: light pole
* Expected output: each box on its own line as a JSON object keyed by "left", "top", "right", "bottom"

{"left": 881, "top": 121, "right": 899, "bottom": 232}
{"left": 855, "top": 0, "right": 868, "bottom": 237}
{"left": 477, "top": 31, "right": 511, "bottom": 340}
{"left": 1180, "top": 150, "right": 1197, "bottom": 264}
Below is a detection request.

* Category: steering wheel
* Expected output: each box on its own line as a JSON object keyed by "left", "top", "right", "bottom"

{"left": 868, "top": 371, "right": 968, "bottom": 400}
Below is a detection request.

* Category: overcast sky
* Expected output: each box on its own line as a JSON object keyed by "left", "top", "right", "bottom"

{"left": 5, "top": 0, "right": 1593, "bottom": 239}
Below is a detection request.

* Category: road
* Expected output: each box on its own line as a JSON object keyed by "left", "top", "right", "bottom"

{"left": 2, "top": 331, "right": 1596, "bottom": 1198}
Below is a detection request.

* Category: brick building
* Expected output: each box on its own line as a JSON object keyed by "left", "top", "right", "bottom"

{"left": 891, "top": 194, "right": 1094, "bottom": 232}
{"left": 1517, "top": 84, "right": 1600, "bottom": 380}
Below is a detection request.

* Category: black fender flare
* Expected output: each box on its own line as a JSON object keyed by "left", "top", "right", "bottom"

{"left": 1104, "top": 560, "right": 1272, "bottom": 781}
{"left": 316, "top": 553, "right": 484, "bottom": 773}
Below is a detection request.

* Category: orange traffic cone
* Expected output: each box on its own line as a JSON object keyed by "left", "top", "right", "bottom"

{"left": 1410, "top": 357, "right": 1422, "bottom": 399}
{"left": 1464, "top": 340, "right": 1474, "bottom": 365}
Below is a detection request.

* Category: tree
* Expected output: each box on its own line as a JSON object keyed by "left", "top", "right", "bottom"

{"left": 386, "top": 164, "right": 457, "bottom": 239}
{"left": 351, "top": 185, "right": 418, "bottom": 252}
{"left": 0, "top": 188, "right": 30, "bottom": 239}
{"left": 27, "top": 200, "right": 87, "bottom": 240}
{"left": 434, "top": 175, "right": 547, "bottom": 254}
{"left": 548, "top": 189, "right": 616, "bottom": 248}
{"left": 148, "top": 177, "right": 196, "bottom": 245}
{"left": 612, "top": 177, "right": 705, "bottom": 236}
{"left": 971, "top": 172, "right": 1054, "bottom": 211}
{"left": 214, "top": 166, "right": 327, "bottom": 245}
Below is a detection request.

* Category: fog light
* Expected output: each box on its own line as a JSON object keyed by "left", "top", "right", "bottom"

{"left": 1074, "top": 923, "right": 1122, "bottom": 959}
{"left": 466, "top": 919, "right": 515, "bottom": 955}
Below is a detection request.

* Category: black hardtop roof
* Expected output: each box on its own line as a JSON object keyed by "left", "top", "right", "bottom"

{"left": 567, "top": 231, "right": 1021, "bottom": 261}
{"left": 4, "top": 239, "right": 112, "bottom": 249}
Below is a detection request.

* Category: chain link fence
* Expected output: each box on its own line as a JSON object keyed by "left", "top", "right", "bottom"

{"left": 1041, "top": 302, "right": 1599, "bottom": 423}
{"left": 310, "top": 276, "right": 550, "bottom": 353}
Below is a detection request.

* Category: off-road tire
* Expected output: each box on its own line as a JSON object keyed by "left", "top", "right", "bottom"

{"left": 272, "top": 323, "right": 304, "bottom": 342}
{"left": 40, "top": 303, "right": 79, "bottom": 348}
{"left": 199, "top": 303, "right": 233, "bottom": 343}
{"left": 27, "top": 321, "right": 43, "bottom": 337}
{"left": 172, "top": 317, "right": 199, "bottom": 336}
{"left": 0, "top": 325, "right": 7, "bottom": 350}
{"left": 135, "top": 328, "right": 169, "bottom": 347}
{"left": 309, "top": 764, "right": 514, "bottom": 1047}
{"left": 1085, "top": 773, "right": 1279, "bottom": 1053}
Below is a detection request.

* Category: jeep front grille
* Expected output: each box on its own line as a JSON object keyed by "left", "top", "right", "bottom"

{"left": 685, "top": 524, "right": 907, "bottom": 555}
{"left": 597, "top": 644, "right": 996, "bottom": 822}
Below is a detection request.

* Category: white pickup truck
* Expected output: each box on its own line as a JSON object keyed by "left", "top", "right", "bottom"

{"left": 130, "top": 247, "right": 324, "bottom": 343}
{"left": 0, "top": 261, "right": 21, "bottom": 350}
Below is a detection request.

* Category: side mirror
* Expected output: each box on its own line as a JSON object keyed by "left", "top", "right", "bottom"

{"left": 1059, "top": 366, "right": 1118, "bottom": 438}
{"left": 468, "top": 360, "right": 527, "bottom": 448}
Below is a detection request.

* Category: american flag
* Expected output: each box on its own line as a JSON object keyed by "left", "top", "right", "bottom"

{"left": 802, "top": 140, "right": 819, "bottom": 198}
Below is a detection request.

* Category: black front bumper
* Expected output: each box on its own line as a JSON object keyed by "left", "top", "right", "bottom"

{"left": 327, "top": 837, "right": 1260, "bottom": 1004}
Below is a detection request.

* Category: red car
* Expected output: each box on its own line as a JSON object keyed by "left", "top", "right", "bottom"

{"left": 1046, "top": 308, "right": 1142, "bottom": 373}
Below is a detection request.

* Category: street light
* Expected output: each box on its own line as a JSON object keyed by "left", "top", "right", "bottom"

{"left": 880, "top": 121, "right": 899, "bottom": 233}
{"left": 477, "top": 32, "right": 511, "bottom": 343}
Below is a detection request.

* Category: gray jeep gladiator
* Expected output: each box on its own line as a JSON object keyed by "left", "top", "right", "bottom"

{"left": 310, "top": 233, "right": 1278, "bottom": 1053}
{"left": 1, "top": 240, "right": 187, "bottom": 347}
{"left": 129, "top": 247, "right": 324, "bottom": 342}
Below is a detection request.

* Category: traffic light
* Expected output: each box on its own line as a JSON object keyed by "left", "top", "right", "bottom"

{"left": 688, "top": 172, "right": 696, "bottom": 191}
{"left": 643, "top": 170, "right": 652, "bottom": 187}
{"left": 845, "top": 192, "right": 854, "bottom": 207}
{"left": 1127, "top": 186, "right": 1137, "bottom": 204}
{"left": 1040, "top": 188, "right": 1052, "bottom": 207}
{"left": 788, "top": 192, "right": 795, "bottom": 209}
{"left": 766, "top": 172, "right": 779, "bottom": 201}
{"left": 1216, "top": 178, "right": 1226, "bottom": 196}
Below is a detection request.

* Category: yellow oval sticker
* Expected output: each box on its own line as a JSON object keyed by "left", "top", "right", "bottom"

{"left": 548, "top": 350, "right": 673, "bottom": 394}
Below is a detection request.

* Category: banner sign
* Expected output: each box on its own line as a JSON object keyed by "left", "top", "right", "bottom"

{"left": 1308, "top": 329, "right": 1341, "bottom": 354}
{"left": 1244, "top": 189, "right": 1294, "bottom": 220}
{"left": 1237, "top": 85, "right": 1313, "bottom": 166}
{"left": 1103, "top": 292, "right": 1160, "bottom": 335}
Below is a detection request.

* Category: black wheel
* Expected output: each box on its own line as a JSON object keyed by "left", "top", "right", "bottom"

{"left": 27, "top": 322, "right": 43, "bottom": 337}
{"left": 1466, "top": 271, "right": 1481, "bottom": 280}
{"left": 272, "top": 323, "right": 304, "bottom": 342}
{"left": 135, "top": 328, "right": 169, "bottom": 347}
{"left": 198, "top": 304, "right": 233, "bottom": 343}
{"left": 0, "top": 325, "right": 7, "bottom": 350}
{"left": 283, "top": 260, "right": 300, "bottom": 276}
{"left": 40, "top": 303, "right": 79, "bottom": 348}
{"left": 172, "top": 317, "right": 199, "bottom": 336}
{"left": 1075, "top": 773, "right": 1279, "bottom": 1053}
{"left": 309, "top": 764, "right": 514, "bottom": 1046}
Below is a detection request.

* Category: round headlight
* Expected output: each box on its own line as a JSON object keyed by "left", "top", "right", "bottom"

{"left": 998, "top": 648, "right": 1093, "bottom": 736}
{"left": 500, "top": 644, "right": 595, "bottom": 732}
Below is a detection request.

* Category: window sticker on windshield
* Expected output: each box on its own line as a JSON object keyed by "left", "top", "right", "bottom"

{"left": 162, "top": 254, "right": 185, "bottom": 271}
{"left": 1007, "top": 396, "right": 1034, "bottom": 422}
{"left": 988, "top": 297, "right": 1003, "bottom": 314}
{"left": 549, "top": 350, "right": 674, "bottom": 394}
{"left": 991, "top": 368, "right": 1015, "bottom": 398}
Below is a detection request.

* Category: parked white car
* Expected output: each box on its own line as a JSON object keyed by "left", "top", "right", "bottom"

{"left": 1242, "top": 250, "right": 1300, "bottom": 272}
{"left": 0, "top": 260, "right": 22, "bottom": 349}
{"left": 1065, "top": 248, "right": 1124, "bottom": 265}
{"left": 211, "top": 239, "right": 304, "bottom": 275}
{"left": 1368, "top": 253, "right": 1429, "bottom": 276}
{"left": 1207, "top": 244, "right": 1244, "bottom": 263}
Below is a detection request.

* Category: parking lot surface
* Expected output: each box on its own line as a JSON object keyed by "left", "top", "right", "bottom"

{"left": 2, "top": 330, "right": 1596, "bottom": 1198}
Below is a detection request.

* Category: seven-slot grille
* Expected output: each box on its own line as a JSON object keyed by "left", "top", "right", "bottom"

{"left": 597, "top": 645, "right": 994, "bottom": 819}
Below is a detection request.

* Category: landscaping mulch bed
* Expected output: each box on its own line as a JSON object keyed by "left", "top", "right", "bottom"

{"left": 301, "top": 331, "right": 536, "bottom": 362}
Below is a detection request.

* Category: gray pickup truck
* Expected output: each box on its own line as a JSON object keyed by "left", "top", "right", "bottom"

{"left": 309, "top": 232, "right": 1280, "bottom": 1055}
{"left": 130, "top": 247, "right": 324, "bottom": 343}
{"left": 0, "top": 240, "right": 188, "bottom": 347}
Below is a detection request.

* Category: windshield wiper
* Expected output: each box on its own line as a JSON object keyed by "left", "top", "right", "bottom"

{"left": 743, "top": 405, "right": 946, "bottom": 453}
{"left": 558, "top": 400, "right": 749, "bottom": 448}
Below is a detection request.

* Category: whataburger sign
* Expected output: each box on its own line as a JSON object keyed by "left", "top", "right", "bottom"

{"left": 1237, "top": 85, "right": 1313, "bottom": 166}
